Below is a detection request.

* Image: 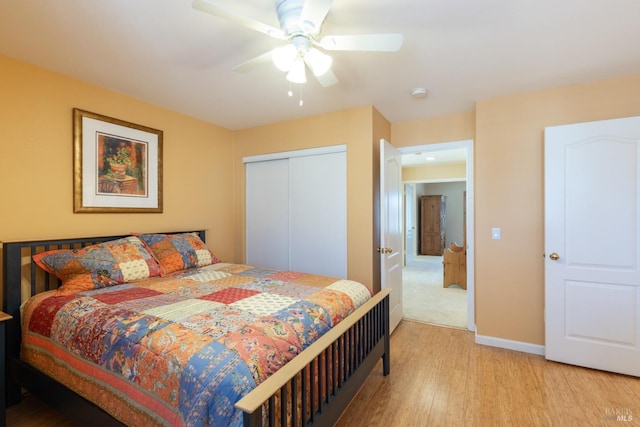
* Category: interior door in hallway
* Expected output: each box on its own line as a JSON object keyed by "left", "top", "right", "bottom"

{"left": 545, "top": 116, "right": 640, "bottom": 377}
{"left": 420, "top": 195, "right": 445, "bottom": 255}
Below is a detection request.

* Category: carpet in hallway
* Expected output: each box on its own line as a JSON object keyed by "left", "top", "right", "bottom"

{"left": 403, "top": 256, "right": 467, "bottom": 329}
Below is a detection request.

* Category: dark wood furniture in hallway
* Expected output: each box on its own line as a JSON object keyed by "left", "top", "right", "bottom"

{"left": 420, "top": 195, "right": 446, "bottom": 255}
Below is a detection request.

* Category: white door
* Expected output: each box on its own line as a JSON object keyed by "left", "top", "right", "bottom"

{"left": 404, "top": 184, "right": 415, "bottom": 265}
{"left": 246, "top": 159, "right": 289, "bottom": 270}
{"left": 289, "top": 152, "right": 347, "bottom": 277}
{"left": 245, "top": 146, "right": 347, "bottom": 277}
{"left": 545, "top": 116, "right": 640, "bottom": 377}
{"left": 380, "top": 139, "right": 403, "bottom": 333}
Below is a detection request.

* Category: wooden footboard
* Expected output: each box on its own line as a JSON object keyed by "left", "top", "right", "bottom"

{"left": 237, "top": 289, "right": 390, "bottom": 427}
{"left": 2, "top": 233, "right": 390, "bottom": 426}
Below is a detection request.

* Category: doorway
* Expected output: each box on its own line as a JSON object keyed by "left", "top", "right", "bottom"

{"left": 399, "top": 140, "right": 475, "bottom": 331}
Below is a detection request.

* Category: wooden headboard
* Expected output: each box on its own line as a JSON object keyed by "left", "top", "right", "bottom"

{"left": 1, "top": 230, "right": 206, "bottom": 405}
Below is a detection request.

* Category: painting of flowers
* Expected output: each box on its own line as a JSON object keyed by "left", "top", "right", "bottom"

{"left": 97, "top": 134, "right": 148, "bottom": 196}
{"left": 73, "top": 108, "right": 163, "bottom": 213}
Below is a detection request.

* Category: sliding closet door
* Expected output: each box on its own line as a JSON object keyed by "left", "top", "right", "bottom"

{"left": 245, "top": 146, "right": 347, "bottom": 278}
{"left": 246, "top": 159, "right": 289, "bottom": 270}
{"left": 289, "top": 152, "right": 346, "bottom": 277}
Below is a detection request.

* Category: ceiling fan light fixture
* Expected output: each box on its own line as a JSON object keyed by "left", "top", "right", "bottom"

{"left": 305, "top": 47, "right": 332, "bottom": 76}
{"left": 272, "top": 44, "right": 297, "bottom": 71}
{"left": 193, "top": 0, "right": 405, "bottom": 90}
{"left": 286, "top": 56, "right": 307, "bottom": 83}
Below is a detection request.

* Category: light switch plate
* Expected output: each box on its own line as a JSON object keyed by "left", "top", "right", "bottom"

{"left": 492, "top": 227, "right": 501, "bottom": 240}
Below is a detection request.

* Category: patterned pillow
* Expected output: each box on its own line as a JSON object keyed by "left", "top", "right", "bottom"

{"left": 33, "top": 236, "right": 161, "bottom": 294}
{"left": 137, "top": 232, "right": 219, "bottom": 276}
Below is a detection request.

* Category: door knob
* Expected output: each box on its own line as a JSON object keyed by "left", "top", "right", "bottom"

{"left": 385, "top": 247, "right": 393, "bottom": 254}
{"left": 549, "top": 252, "right": 560, "bottom": 261}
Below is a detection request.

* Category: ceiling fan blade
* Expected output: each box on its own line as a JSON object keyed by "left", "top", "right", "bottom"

{"left": 314, "top": 69, "right": 339, "bottom": 87}
{"left": 193, "top": 0, "right": 286, "bottom": 40}
{"left": 232, "top": 50, "right": 274, "bottom": 73}
{"left": 299, "top": 0, "right": 333, "bottom": 34}
{"left": 319, "top": 34, "right": 403, "bottom": 52}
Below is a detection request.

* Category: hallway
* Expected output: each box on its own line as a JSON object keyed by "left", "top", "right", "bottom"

{"left": 402, "top": 256, "right": 466, "bottom": 329}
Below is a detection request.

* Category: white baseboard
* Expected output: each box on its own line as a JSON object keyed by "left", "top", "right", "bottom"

{"left": 475, "top": 333, "right": 545, "bottom": 356}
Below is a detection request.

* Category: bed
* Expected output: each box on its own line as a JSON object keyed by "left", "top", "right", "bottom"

{"left": 2, "top": 231, "right": 390, "bottom": 426}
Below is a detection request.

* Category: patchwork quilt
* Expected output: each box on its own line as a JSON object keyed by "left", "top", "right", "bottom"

{"left": 21, "top": 263, "right": 372, "bottom": 427}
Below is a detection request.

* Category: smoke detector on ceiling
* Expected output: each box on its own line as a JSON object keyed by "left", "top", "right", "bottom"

{"left": 411, "top": 87, "right": 428, "bottom": 99}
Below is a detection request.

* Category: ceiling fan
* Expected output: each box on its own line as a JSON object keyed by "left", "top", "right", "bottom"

{"left": 192, "top": 0, "right": 403, "bottom": 87}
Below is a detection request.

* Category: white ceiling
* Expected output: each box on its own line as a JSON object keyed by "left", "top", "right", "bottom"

{"left": 1, "top": 0, "right": 639, "bottom": 131}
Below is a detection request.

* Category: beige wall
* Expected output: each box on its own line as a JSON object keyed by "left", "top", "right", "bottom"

{"left": 233, "top": 106, "right": 390, "bottom": 290}
{"left": 402, "top": 162, "right": 466, "bottom": 182}
{"left": 393, "top": 73, "right": 640, "bottom": 346}
{"left": 4, "top": 52, "right": 640, "bottom": 348}
{"left": 0, "top": 56, "right": 235, "bottom": 276}
{"left": 474, "top": 73, "right": 640, "bottom": 345}
{"left": 0, "top": 53, "right": 389, "bottom": 300}
{"left": 391, "top": 111, "right": 476, "bottom": 147}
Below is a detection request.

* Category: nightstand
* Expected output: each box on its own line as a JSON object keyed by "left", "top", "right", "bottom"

{"left": 0, "top": 311, "right": 12, "bottom": 427}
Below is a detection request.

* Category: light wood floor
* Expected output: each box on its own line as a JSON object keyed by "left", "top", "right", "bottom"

{"left": 337, "top": 321, "right": 640, "bottom": 426}
{"left": 7, "top": 320, "right": 640, "bottom": 426}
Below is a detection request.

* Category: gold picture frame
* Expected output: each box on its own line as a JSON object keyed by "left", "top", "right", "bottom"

{"left": 73, "top": 108, "right": 163, "bottom": 213}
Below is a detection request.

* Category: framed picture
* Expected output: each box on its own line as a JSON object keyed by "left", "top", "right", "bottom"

{"left": 73, "top": 108, "right": 163, "bottom": 213}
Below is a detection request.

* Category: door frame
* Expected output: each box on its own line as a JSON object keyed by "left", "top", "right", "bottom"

{"left": 399, "top": 139, "right": 475, "bottom": 331}
{"left": 404, "top": 183, "right": 416, "bottom": 265}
